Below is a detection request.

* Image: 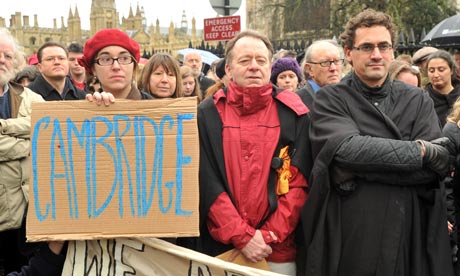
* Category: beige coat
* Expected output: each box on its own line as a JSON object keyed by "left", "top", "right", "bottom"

{"left": 0, "top": 82, "right": 44, "bottom": 231}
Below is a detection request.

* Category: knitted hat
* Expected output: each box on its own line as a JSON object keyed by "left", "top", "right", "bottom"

{"left": 412, "top": 46, "right": 438, "bottom": 65}
{"left": 215, "top": 58, "right": 226, "bottom": 79}
{"left": 15, "top": 65, "right": 39, "bottom": 83}
{"left": 270, "top": 57, "right": 302, "bottom": 84}
{"left": 78, "top": 29, "right": 140, "bottom": 73}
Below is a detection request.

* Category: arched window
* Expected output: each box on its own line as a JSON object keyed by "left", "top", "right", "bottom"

{"left": 29, "top": 36, "right": 36, "bottom": 45}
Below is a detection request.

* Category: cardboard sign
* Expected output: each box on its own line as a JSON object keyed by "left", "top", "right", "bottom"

{"left": 26, "top": 98, "right": 199, "bottom": 241}
{"left": 63, "top": 238, "right": 284, "bottom": 276}
{"left": 204, "top": 15, "right": 241, "bottom": 41}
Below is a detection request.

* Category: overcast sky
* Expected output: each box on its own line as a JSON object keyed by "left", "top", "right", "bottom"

{"left": 0, "top": 0, "right": 246, "bottom": 30}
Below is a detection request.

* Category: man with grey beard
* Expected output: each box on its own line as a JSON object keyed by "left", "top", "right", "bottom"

{"left": 0, "top": 28, "right": 45, "bottom": 274}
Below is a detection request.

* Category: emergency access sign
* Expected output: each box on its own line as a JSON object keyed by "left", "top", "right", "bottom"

{"left": 204, "top": 15, "right": 241, "bottom": 41}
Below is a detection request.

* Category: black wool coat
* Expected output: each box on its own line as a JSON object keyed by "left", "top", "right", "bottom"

{"left": 300, "top": 74, "right": 455, "bottom": 276}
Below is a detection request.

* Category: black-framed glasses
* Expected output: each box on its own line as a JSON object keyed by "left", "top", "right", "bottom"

{"left": 308, "top": 59, "right": 344, "bottom": 67}
{"left": 352, "top": 42, "right": 393, "bottom": 53}
{"left": 94, "top": 55, "right": 135, "bottom": 66}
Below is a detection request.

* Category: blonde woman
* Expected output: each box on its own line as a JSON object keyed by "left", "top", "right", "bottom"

{"left": 180, "top": 65, "right": 202, "bottom": 102}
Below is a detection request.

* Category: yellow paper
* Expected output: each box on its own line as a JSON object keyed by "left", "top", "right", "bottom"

{"left": 216, "top": 249, "right": 270, "bottom": 271}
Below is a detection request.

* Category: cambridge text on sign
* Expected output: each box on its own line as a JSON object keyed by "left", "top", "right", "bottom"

{"left": 26, "top": 98, "right": 199, "bottom": 241}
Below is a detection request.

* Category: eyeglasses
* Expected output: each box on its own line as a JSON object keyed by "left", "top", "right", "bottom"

{"left": 308, "top": 59, "right": 344, "bottom": 67}
{"left": 42, "top": 56, "right": 67, "bottom": 63}
{"left": 352, "top": 42, "right": 393, "bottom": 53}
{"left": 94, "top": 55, "right": 135, "bottom": 66}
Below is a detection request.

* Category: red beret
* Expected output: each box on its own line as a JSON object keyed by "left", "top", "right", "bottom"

{"left": 78, "top": 29, "right": 140, "bottom": 73}
{"left": 28, "top": 53, "right": 38, "bottom": 65}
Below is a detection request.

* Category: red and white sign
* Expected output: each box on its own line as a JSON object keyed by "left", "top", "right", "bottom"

{"left": 204, "top": 15, "right": 241, "bottom": 41}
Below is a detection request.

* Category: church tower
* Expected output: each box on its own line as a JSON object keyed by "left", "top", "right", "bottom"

{"left": 121, "top": 3, "right": 144, "bottom": 31}
{"left": 90, "top": 0, "right": 119, "bottom": 36}
{"left": 73, "top": 7, "right": 82, "bottom": 41}
{"left": 68, "top": 6, "right": 82, "bottom": 42}
{"left": 191, "top": 17, "right": 196, "bottom": 41}
{"left": 180, "top": 10, "right": 188, "bottom": 34}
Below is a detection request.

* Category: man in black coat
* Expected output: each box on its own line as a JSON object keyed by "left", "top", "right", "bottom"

{"left": 28, "top": 41, "right": 86, "bottom": 101}
{"left": 300, "top": 9, "right": 455, "bottom": 276}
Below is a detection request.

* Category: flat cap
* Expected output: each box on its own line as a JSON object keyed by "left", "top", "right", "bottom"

{"left": 412, "top": 47, "right": 438, "bottom": 64}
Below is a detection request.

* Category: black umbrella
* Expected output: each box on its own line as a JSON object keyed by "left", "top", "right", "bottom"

{"left": 421, "top": 14, "right": 460, "bottom": 47}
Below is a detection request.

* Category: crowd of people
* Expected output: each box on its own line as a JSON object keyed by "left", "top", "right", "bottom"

{"left": 2, "top": 7, "right": 460, "bottom": 276}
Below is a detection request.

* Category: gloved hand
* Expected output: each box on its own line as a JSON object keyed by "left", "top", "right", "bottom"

{"left": 331, "top": 165, "right": 357, "bottom": 195}
{"left": 417, "top": 137, "right": 451, "bottom": 176}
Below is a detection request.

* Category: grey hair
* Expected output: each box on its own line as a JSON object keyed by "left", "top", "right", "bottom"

{"left": 301, "top": 39, "right": 343, "bottom": 80}
{"left": 0, "top": 28, "right": 25, "bottom": 77}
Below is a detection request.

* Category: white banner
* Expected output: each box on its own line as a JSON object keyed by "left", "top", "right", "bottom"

{"left": 62, "top": 237, "right": 285, "bottom": 276}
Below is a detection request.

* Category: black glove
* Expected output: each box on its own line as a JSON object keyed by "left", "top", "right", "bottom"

{"left": 418, "top": 137, "right": 451, "bottom": 176}
{"left": 331, "top": 165, "right": 357, "bottom": 195}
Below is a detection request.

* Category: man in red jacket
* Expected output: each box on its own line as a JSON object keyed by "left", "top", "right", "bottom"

{"left": 196, "top": 30, "right": 312, "bottom": 275}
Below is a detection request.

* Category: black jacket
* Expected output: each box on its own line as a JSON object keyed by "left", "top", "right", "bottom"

{"left": 7, "top": 243, "right": 66, "bottom": 276}
{"left": 28, "top": 74, "right": 86, "bottom": 101}
{"left": 301, "top": 74, "right": 454, "bottom": 276}
{"left": 199, "top": 73, "right": 215, "bottom": 99}
{"left": 296, "top": 81, "right": 315, "bottom": 109}
{"left": 443, "top": 121, "right": 460, "bottom": 266}
{"left": 425, "top": 83, "right": 460, "bottom": 127}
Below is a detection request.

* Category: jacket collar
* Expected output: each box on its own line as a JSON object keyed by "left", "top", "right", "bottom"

{"left": 226, "top": 81, "right": 273, "bottom": 115}
{"left": 32, "top": 74, "right": 80, "bottom": 99}
{"left": 7, "top": 81, "right": 24, "bottom": 118}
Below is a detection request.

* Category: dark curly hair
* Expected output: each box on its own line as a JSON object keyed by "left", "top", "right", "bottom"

{"left": 340, "top": 9, "right": 397, "bottom": 51}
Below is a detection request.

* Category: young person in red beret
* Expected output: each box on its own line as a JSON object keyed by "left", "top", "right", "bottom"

{"left": 79, "top": 28, "right": 152, "bottom": 102}
{"left": 51, "top": 27, "right": 154, "bottom": 274}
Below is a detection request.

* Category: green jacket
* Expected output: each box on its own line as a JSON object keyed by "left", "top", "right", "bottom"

{"left": 0, "top": 81, "right": 44, "bottom": 231}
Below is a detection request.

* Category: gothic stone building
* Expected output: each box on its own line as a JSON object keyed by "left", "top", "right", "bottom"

{"left": 245, "top": 0, "right": 334, "bottom": 44}
{"left": 0, "top": 0, "right": 206, "bottom": 57}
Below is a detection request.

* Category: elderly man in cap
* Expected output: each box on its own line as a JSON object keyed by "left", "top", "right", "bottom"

{"left": 413, "top": 46, "right": 438, "bottom": 87}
